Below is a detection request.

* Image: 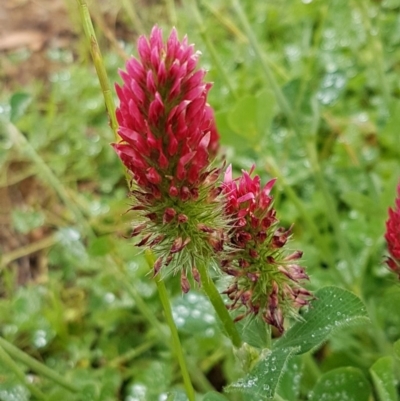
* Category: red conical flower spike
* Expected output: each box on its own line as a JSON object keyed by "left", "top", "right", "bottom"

{"left": 113, "top": 26, "right": 219, "bottom": 200}
{"left": 113, "top": 26, "right": 226, "bottom": 285}
{"left": 385, "top": 182, "right": 400, "bottom": 278}
{"left": 220, "top": 165, "right": 313, "bottom": 332}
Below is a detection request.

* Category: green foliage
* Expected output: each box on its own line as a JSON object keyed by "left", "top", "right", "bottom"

{"left": 274, "top": 286, "right": 369, "bottom": 354}
{"left": 227, "top": 286, "right": 369, "bottom": 400}
{"left": 1, "top": 0, "right": 400, "bottom": 400}
{"left": 370, "top": 357, "right": 399, "bottom": 401}
{"left": 309, "top": 367, "right": 371, "bottom": 401}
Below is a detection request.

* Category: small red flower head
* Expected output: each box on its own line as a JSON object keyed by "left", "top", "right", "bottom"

{"left": 113, "top": 26, "right": 224, "bottom": 289}
{"left": 221, "top": 165, "right": 313, "bottom": 332}
{"left": 385, "top": 183, "right": 400, "bottom": 278}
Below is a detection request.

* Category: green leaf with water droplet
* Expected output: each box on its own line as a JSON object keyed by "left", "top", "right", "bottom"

{"left": 171, "top": 292, "right": 218, "bottom": 338}
{"left": 370, "top": 356, "right": 398, "bottom": 401}
{"left": 166, "top": 390, "right": 188, "bottom": 401}
{"left": 236, "top": 315, "right": 271, "bottom": 349}
{"left": 0, "top": 383, "right": 30, "bottom": 401}
{"left": 276, "top": 356, "right": 303, "bottom": 401}
{"left": 309, "top": 367, "right": 370, "bottom": 401}
{"left": 225, "top": 287, "right": 368, "bottom": 400}
{"left": 225, "top": 346, "right": 299, "bottom": 400}
{"left": 203, "top": 392, "right": 230, "bottom": 401}
{"left": 274, "top": 286, "right": 369, "bottom": 354}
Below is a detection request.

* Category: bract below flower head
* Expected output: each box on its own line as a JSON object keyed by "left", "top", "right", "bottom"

{"left": 385, "top": 182, "right": 400, "bottom": 278}
{"left": 113, "top": 26, "right": 225, "bottom": 289}
{"left": 221, "top": 165, "right": 313, "bottom": 332}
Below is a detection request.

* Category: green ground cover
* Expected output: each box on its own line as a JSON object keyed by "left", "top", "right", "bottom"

{"left": 0, "top": 0, "right": 400, "bottom": 400}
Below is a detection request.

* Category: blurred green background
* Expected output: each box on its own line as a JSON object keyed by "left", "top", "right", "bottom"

{"left": 1, "top": 0, "right": 400, "bottom": 399}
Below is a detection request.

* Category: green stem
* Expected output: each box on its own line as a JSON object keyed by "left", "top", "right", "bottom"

{"left": 145, "top": 251, "right": 196, "bottom": 401}
{"left": 353, "top": 0, "right": 391, "bottom": 107}
{"left": 0, "top": 234, "right": 58, "bottom": 270}
{"left": 165, "top": 0, "right": 177, "bottom": 26}
{"left": 231, "top": 0, "right": 299, "bottom": 135}
{"left": 306, "top": 141, "right": 356, "bottom": 286}
{"left": 0, "top": 344, "right": 47, "bottom": 400}
{"left": 266, "top": 156, "right": 350, "bottom": 289}
{"left": 196, "top": 262, "right": 242, "bottom": 348}
{"left": 76, "top": 0, "right": 119, "bottom": 141}
{"left": 109, "top": 339, "right": 156, "bottom": 367}
{"left": 0, "top": 347, "right": 47, "bottom": 400}
{"left": 0, "top": 337, "right": 79, "bottom": 394}
{"left": 120, "top": 0, "right": 145, "bottom": 35}
{"left": 188, "top": 0, "right": 239, "bottom": 100}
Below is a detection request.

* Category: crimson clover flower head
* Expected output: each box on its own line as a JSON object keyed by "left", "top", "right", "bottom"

{"left": 113, "top": 26, "right": 225, "bottom": 290}
{"left": 221, "top": 165, "right": 313, "bottom": 332}
{"left": 385, "top": 182, "right": 400, "bottom": 278}
{"left": 114, "top": 25, "right": 219, "bottom": 199}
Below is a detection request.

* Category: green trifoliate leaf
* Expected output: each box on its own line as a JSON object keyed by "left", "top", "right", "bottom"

{"left": 370, "top": 356, "right": 399, "bottom": 401}
{"left": 309, "top": 367, "right": 370, "bottom": 401}
{"left": 225, "top": 286, "right": 368, "bottom": 400}
{"left": 227, "top": 88, "right": 276, "bottom": 147}
{"left": 225, "top": 346, "right": 299, "bottom": 400}
{"left": 276, "top": 356, "right": 303, "bottom": 401}
{"left": 274, "top": 286, "right": 369, "bottom": 354}
{"left": 171, "top": 292, "right": 217, "bottom": 338}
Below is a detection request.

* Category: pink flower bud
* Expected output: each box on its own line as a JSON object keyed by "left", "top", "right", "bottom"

{"left": 181, "top": 271, "right": 191, "bottom": 293}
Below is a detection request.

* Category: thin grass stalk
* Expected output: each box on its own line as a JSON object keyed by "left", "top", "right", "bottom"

{"left": 145, "top": 250, "right": 196, "bottom": 401}
{"left": 188, "top": 0, "right": 239, "bottom": 100}
{"left": 120, "top": 0, "right": 145, "bottom": 33}
{"left": 76, "top": 0, "right": 119, "bottom": 141}
{"left": 354, "top": 0, "right": 391, "bottom": 108}
{"left": 0, "top": 337, "right": 79, "bottom": 394}
{"left": 266, "top": 157, "right": 350, "bottom": 288}
{"left": 165, "top": 0, "right": 177, "bottom": 26}
{"left": 0, "top": 345, "right": 47, "bottom": 400}
{"left": 0, "top": 234, "right": 58, "bottom": 270}
{"left": 109, "top": 339, "right": 156, "bottom": 367}
{"left": 306, "top": 141, "right": 357, "bottom": 285}
{"left": 230, "top": 0, "right": 299, "bottom": 135}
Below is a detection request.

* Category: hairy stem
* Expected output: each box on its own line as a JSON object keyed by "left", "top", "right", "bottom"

{"left": 196, "top": 261, "right": 242, "bottom": 348}
{"left": 145, "top": 251, "right": 196, "bottom": 401}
